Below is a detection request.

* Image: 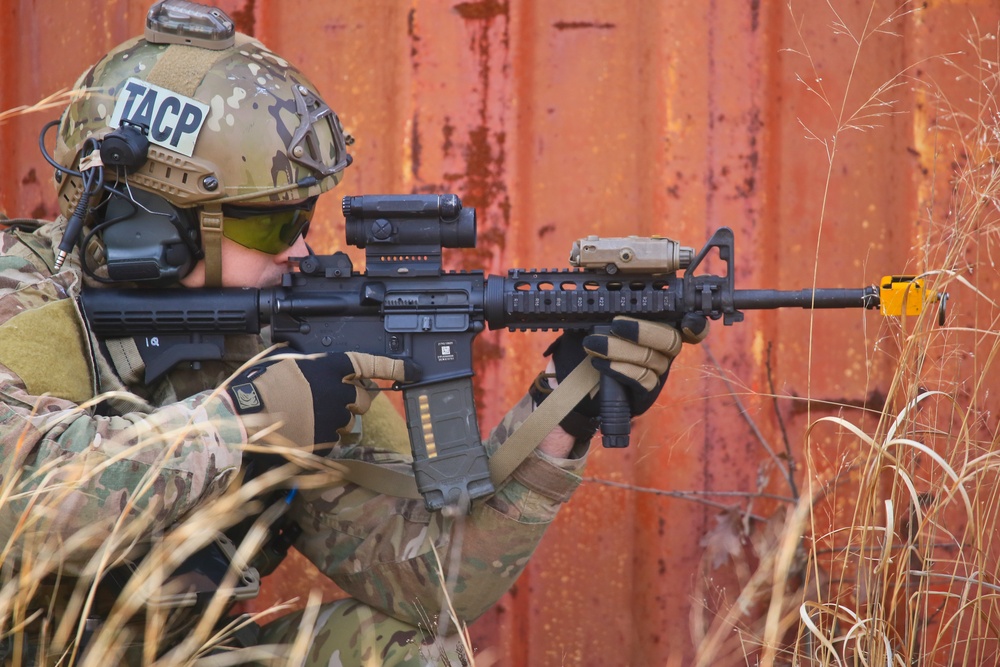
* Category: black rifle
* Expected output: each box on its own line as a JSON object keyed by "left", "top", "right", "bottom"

{"left": 79, "top": 194, "right": 941, "bottom": 511}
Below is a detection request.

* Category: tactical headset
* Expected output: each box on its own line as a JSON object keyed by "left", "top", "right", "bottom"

{"left": 41, "top": 120, "right": 203, "bottom": 284}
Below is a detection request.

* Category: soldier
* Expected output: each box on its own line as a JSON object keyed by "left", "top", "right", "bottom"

{"left": 0, "top": 1, "right": 704, "bottom": 664}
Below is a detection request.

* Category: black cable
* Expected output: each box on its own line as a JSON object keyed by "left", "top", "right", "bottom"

{"left": 38, "top": 119, "right": 82, "bottom": 179}
{"left": 54, "top": 137, "right": 104, "bottom": 269}
{"left": 39, "top": 121, "right": 110, "bottom": 269}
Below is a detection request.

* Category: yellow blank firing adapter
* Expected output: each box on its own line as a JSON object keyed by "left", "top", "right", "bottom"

{"left": 879, "top": 276, "right": 948, "bottom": 325}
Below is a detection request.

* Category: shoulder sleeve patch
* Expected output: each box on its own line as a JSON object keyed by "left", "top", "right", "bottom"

{"left": 0, "top": 299, "right": 94, "bottom": 402}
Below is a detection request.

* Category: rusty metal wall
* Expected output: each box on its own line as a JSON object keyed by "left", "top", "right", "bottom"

{"left": 2, "top": 1, "right": 997, "bottom": 664}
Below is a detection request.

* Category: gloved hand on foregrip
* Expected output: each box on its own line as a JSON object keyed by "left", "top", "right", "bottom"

{"left": 227, "top": 350, "right": 417, "bottom": 449}
{"left": 531, "top": 315, "right": 708, "bottom": 440}
{"left": 582, "top": 314, "right": 708, "bottom": 415}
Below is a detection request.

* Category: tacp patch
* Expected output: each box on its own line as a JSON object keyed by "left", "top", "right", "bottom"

{"left": 110, "top": 78, "right": 209, "bottom": 157}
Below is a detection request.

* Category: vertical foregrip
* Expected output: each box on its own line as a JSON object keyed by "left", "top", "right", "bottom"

{"left": 599, "top": 374, "right": 631, "bottom": 448}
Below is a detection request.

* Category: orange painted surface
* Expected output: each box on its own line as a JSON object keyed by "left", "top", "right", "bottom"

{"left": 3, "top": 1, "right": 999, "bottom": 664}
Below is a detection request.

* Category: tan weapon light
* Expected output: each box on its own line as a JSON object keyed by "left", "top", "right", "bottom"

{"left": 569, "top": 235, "right": 694, "bottom": 274}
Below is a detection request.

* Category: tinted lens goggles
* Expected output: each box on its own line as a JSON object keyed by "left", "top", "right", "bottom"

{"left": 221, "top": 196, "right": 318, "bottom": 254}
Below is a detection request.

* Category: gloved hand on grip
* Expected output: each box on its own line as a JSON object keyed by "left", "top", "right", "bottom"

{"left": 227, "top": 350, "right": 418, "bottom": 450}
{"left": 531, "top": 315, "right": 708, "bottom": 441}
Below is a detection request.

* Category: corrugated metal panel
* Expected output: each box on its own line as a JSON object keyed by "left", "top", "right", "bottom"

{"left": 3, "top": 1, "right": 998, "bottom": 664}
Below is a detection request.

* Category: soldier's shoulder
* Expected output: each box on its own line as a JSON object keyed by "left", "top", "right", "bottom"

{"left": 0, "top": 218, "right": 61, "bottom": 276}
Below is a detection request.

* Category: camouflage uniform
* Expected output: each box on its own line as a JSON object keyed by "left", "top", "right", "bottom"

{"left": 0, "top": 218, "right": 587, "bottom": 665}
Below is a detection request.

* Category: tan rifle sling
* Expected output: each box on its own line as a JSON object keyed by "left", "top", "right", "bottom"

{"left": 329, "top": 360, "right": 601, "bottom": 502}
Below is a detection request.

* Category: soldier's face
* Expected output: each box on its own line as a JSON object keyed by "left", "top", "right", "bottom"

{"left": 179, "top": 234, "right": 309, "bottom": 289}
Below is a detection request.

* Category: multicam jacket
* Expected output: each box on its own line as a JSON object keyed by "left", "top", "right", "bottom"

{"left": 0, "top": 218, "right": 587, "bottom": 628}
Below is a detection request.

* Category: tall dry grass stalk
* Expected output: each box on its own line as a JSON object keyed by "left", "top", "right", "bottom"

{"left": 690, "top": 4, "right": 1000, "bottom": 666}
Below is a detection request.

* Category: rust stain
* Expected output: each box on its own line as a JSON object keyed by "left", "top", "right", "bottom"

{"left": 441, "top": 0, "right": 512, "bottom": 266}
{"left": 461, "top": 125, "right": 507, "bottom": 223}
{"left": 411, "top": 113, "right": 422, "bottom": 180}
{"left": 408, "top": 8, "right": 420, "bottom": 62}
{"left": 551, "top": 21, "right": 616, "bottom": 30}
{"left": 30, "top": 203, "right": 52, "bottom": 220}
{"left": 734, "top": 107, "right": 762, "bottom": 200}
{"left": 452, "top": 0, "right": 507, "bottom": 21}
{"left": 441, "top": 116, "right": 456, "bottom": 156}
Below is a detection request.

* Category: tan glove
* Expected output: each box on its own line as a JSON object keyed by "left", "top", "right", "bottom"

{"left": 533, "top": 315, "right": 708, "bottom": 440}
{"left": 581, "top": 315, "right": 708, "bottom": 413}
{"left": 228, "top": 351, "right": 417, "bottom": 448}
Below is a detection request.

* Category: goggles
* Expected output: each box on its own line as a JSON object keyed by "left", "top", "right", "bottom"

{"left": 221, "top": 196, "right": 318, "bottom": 254}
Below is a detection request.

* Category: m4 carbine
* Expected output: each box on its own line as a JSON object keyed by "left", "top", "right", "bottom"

{"left": 79, "top": 194, "right": 944, "bottom": 511}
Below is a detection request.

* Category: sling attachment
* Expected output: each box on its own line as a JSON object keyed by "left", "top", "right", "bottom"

{"left": 199, "top": 206, "right": 224, "bottom": 287}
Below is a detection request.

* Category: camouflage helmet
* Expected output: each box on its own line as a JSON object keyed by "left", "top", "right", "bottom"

{"left": 51, "top": 0, "right": 351, "bottom": 283}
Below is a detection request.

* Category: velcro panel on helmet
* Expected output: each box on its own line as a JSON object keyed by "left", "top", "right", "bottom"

{"left": 146, "top": 44, "right": 233, "bottom": 98}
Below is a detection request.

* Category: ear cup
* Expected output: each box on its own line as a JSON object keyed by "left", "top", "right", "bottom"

{"left": 100, "top": 189, "right": 199, "bottom": 283}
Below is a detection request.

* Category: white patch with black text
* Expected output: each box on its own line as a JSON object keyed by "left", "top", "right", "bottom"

{"left": 110, "top": 78, "right": 209, "bottom": 157}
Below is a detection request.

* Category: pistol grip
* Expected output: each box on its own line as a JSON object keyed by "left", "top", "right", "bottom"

{"left": 403, "top": 377, "right": 495, "bottom": 511}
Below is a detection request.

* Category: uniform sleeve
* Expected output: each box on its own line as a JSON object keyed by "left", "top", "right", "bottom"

{"left": 0, "top": 256, "right": 245, "bottom": 569}
{"left": 291, "top": 393, "right": 587, "bottom": 628}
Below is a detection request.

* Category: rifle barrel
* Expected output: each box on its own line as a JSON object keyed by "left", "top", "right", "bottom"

{"left": 733, "top": 287, "right": 879, "bottom": 310}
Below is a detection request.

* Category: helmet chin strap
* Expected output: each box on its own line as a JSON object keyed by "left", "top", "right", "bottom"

{"left": 199, "top": 205, "right": 224, "bottom": 287}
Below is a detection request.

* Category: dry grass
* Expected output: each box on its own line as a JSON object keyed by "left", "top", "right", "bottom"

{"left": 0, "top": 89, "right": 79, "bottom": 127}
{"left": 0, "top": 389, "right": 319, "bottom": 664}
{"left": 0, "top": 352, "right": 474, "bottom": 665}
{"left": 685, "top": 4, "right": 1000, "bottom": 666}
